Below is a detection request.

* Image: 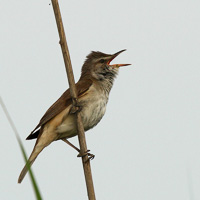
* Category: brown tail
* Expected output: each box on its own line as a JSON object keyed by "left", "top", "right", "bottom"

{"left": 18, "top": 159, "right": 36, "bottom": 183}
{"left": 18, "top": 123, "right": 57, "bottom": 183}
{"left": 18, "top": 144, "right": 45, "bottom": 183}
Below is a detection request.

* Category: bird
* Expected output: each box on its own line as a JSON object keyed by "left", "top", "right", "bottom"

{"left": 18, "top": 49, "right": 130, "bottom": 183}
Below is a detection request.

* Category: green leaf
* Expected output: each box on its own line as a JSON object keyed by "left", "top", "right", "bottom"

{"left": 0, "top": 96, "right": 43, "bottom": 200}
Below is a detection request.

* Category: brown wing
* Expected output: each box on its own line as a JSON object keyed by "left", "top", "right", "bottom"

{"left": 26, "top": 79, "right": 93, "bottom": 140}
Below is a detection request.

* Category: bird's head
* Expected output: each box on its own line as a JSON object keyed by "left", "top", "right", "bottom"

{"left": 81, "top": 49, "right": 130, "bottom": 81}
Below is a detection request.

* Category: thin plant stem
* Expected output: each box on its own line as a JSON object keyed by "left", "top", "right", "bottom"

{"left": 51, "top": 1, "right": 96, "bottom": 199}
{"left": 0, "top": 96, "right": 42, "bottom": 200}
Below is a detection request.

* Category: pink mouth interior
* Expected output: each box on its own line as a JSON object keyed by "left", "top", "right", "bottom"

{"left": 107, "top": 55, "right": 117, "bottom": 66}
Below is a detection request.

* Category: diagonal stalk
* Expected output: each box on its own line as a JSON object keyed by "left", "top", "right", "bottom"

{"left": 51, "top": 1, "right": 96, "bottom": 199}
{"left": 0, "top": 96, "right": 42, "bottom": 200}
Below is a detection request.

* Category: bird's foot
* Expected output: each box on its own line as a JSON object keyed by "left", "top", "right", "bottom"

{"left": 69, "top": 104, "right": 82, "bottom": 114}
{"left": 77, "top": 150, "right": 95, "bottom": 162}
{"left": 86, "top": 153, "right": 95, "bottom": 162}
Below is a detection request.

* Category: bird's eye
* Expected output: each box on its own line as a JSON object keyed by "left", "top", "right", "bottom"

{"left": 100, "top": 59, "right": 105, "bottom": 63}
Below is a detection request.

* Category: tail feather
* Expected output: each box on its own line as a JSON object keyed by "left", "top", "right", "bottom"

{"left": 18, "top": 158, "right": 36, "bottom": 183}
{"left": 18, "top": 124, "right": 57, "bottom": 183}
{"left": 18, "top": 144, "right": 45, "bottom": 183}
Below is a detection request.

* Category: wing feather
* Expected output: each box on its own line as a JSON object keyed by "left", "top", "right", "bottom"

{"left": 26, "top": 79, "right": 92, "bottom": 140}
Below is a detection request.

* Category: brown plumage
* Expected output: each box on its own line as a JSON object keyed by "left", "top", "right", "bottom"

{"left": 18, "top": 50, "right": 130, "bottom": 183}
{"left": 26, "top": 79, "right": 93, "bottom": 140}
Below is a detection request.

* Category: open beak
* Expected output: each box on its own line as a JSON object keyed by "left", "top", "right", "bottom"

{"left": 107, "top": 49, "right": 131, "bottom": 68}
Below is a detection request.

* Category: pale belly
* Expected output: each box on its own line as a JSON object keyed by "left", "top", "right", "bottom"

{"left": 56, "top": 93, "right": 108, "bottom": 139}
{"left": 81, "top": 96, "right": 107, "bottom": 131}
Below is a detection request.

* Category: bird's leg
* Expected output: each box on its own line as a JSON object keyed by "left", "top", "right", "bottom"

{"left": 61, "top": 139, "right": 95, "bottom": 161}
{"left": 62, "top": 138, "right": 80, "bottom": 152}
